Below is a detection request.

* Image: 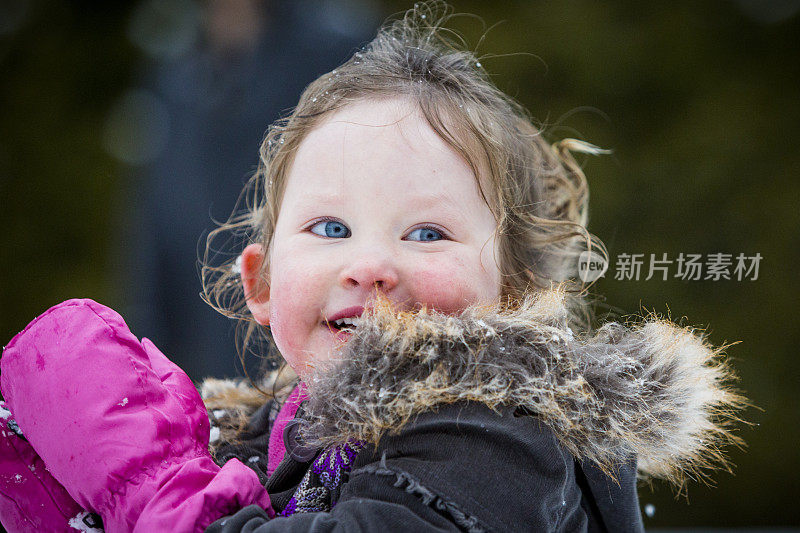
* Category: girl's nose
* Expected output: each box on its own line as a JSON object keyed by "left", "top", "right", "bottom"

{"left": 339, "top": 253, "right": 400, "bottom": 292}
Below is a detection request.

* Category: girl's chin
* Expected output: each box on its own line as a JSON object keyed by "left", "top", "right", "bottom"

{"left": 289, "top": 327, "right": 356, "bottom": 378}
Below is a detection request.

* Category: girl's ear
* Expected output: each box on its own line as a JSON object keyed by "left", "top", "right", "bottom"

{"left": 241, "top": 243, "right": 270, "bottom": 325}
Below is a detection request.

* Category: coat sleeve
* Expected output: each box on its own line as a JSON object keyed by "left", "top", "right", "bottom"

{"left": 206, "top": 402, "right": 600, "bottom": 532}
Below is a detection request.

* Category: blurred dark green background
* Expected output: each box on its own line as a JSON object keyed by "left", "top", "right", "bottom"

{"left": 1, "top": 0, "right": 798, "bottom": 528}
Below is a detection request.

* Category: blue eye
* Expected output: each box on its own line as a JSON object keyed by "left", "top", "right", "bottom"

{"left": 310, "top": 220, "right": 351, "bottom": 238}
{"left": 406, "top": 227, "right": 444, "bottom": 242}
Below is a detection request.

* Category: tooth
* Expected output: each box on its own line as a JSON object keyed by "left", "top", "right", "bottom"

{"left": 330, "top": 316, "right": 361, "bottom": 329}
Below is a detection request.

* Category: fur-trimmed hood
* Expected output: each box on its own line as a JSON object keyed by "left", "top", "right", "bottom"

{"left": 205, "top": 288, "right": 746, "bottom": 487}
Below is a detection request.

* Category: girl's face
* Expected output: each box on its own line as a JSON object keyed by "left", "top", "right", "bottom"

{"left": 242, "top": 97, "right": 501, "bottom": 378}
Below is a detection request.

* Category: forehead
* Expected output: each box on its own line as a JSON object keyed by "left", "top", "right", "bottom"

{"left": 285, "top": 97, "right": 481, "bottom": 200}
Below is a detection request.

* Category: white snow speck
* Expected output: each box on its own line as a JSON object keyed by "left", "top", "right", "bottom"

{"left": 7, "top": 420, "right": 22, "bottom": 436}
{"left": 28, "top": 464, "right": 36, "bottom": 472}
{"left": 213, "top": 409, "right": 227, "bottom": 419}
{"left": 551, "top": 334, "right": 560, "bottom": 342}
{"left": 117, "top": 397, "right": 128, "bottom": 407}
{"left": 644, "top": 503, "right": 656, "bottom": 517}
{"left": 0, "top": 405, "right": 11, "bottom": 420}
{"left": 68, "top": 511, "right": 103, "bottom": 532}
{"left": 231, "top": 255, "right": 243, "bottom": 275}
{"left": 248, "top": 456, "right": 260, "bottom": 463}
{"left": 14, "top": 474, "right": 22, "bottom": 483}
{"left": 209, "top": 426, "right": 220, "bottom": 443}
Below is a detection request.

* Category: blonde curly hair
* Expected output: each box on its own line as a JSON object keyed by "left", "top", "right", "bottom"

{"left": 201, "top": 1, "right": 608, "bottom": 382}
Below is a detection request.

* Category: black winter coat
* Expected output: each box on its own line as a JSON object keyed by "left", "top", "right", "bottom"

{"left": 203, "top": 290, "right": 740, "bottom": 532}
{"left": 206, "top": 400, "right": 642, "bottom": 532}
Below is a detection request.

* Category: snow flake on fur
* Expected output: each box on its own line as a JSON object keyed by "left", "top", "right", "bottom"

{"left": 298, "top": 288, "right": 747, "bottom": 487}
{"left": 201, "top": 287, "right": 747, "bottom": 488}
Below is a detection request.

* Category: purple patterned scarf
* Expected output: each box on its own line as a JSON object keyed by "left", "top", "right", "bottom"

{"left": 280, "top": 440, "right": 364, "bottom": 516}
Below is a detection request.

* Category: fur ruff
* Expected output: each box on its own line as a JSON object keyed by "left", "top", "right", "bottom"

{"left": 203, "top": 288, "right": 746, "bottom": 487}
{"left": 200, "top": 366, "right": 298, "bottom": 445}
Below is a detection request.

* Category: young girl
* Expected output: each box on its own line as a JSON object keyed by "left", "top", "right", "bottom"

{"left": 0, "top": 4, "right": 744, "bottom": 532}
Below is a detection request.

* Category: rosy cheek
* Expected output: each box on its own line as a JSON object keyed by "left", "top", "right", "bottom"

{"left": 267, "top": 272, "right": 316, "bottom": 359}
{"left": 407, "top": 257, "right": 485, "bottom": 314}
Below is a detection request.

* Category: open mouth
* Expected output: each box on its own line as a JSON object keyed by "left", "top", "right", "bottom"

{"left": 323, "top": 305, "right": 365, "bottom": 338}
{"left": 325, "top": 316, "right": 361, "bottom": 332}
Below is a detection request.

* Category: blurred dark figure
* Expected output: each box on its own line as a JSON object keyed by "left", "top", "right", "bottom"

{"left": 116, "top": 0, "right": 378, "bottom": 381}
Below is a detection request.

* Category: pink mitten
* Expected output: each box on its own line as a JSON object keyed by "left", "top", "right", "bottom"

{"left": 0, "top": 402, "right": 103, "bottom": 532}
{"left": 0, "top": 299, "right": 273, "bottom": 533}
